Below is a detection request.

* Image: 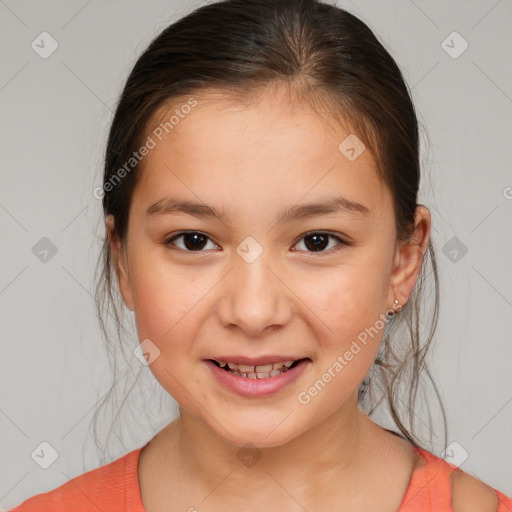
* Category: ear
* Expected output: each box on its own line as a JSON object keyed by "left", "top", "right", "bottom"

{"left": 388, "top": 205, "right": 431, "bottom": 308}
{"left": 105, "top": 215, "right": 135, "bottom": 311}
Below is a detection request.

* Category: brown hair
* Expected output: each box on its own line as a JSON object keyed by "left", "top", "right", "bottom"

{"left": 91, "top": 0, "right": 447, "bottom": 459}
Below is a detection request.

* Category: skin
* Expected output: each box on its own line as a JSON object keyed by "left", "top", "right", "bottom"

{"left": 107, "top": 85, "right": 431, "bottom": 511}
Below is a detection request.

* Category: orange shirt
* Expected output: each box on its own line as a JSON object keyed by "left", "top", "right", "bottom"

{"left": 8, "top": 443, "right": 512, "bottom": 511}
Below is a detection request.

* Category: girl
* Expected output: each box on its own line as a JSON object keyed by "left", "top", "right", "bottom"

{"left": 10, "top": 0, "right": 512, "bottom": 510}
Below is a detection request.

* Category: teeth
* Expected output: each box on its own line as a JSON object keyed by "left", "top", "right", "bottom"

{"left": 219, "top": 360, "right": 295, "bottom": 371}
{"left": 213, "top": 359, "right": 299, "bottom": 378}
{"left": 255, "top": 364, "right": 273, "bottom": 372}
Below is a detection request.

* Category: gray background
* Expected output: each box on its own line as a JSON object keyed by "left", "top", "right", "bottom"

{"left": 1, "top": 0, "right": 511, "bottom": 509}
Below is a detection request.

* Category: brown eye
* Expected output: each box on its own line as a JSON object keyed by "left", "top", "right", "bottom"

{"left": 293, "top": 232, "right": 347, "bottom": 254}
{"left": 164, "top": 231, "right": 218, "bottom": 252}
{"left": 163, "top": 230, "right": 348, "bottom": 255}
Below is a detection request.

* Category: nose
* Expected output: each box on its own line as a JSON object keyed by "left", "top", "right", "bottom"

{"left": 216, "top": 250, "right": 292, "bottom": 336}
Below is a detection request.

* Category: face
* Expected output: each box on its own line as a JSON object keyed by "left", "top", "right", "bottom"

{"left": 108, "top": 86, "right": 429, "bottom": 448}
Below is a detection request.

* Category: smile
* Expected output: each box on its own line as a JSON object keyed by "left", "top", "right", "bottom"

{"left": 205, "top": 358, "right": 311, "bottom": 398}
{"left": 210, "top": 359, "right": 300, "bottom": 379}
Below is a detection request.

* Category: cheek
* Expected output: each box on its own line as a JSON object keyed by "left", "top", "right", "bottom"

{"left": 302, "top": 264, "right": 388, "bottom": 370}
{"left": 312, "top": 264, "right": 388, "bottom": 329}
{"left": 128, "top": 260, "right": 207, "bottom": 402}
{"left": 128, "top": 255, "right": 202, "bottom": 348}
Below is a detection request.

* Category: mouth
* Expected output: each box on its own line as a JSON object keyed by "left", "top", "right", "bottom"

{"left": 204, "top": 357, "right": 311, "bottom": 398}
{"left": 207, "top": 358, "right": 309, "bottom": 379}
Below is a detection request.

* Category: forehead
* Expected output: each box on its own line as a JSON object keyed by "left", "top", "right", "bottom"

{"left": 133, "top": 87, "right": 389, "bottom": 219}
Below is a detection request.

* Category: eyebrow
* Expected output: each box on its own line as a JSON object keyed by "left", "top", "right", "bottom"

{"left": 146, "top": 195, "right": 370, "bottom": 223}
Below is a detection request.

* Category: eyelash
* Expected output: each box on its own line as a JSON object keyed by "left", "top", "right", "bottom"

{"left": 163, "top": 230, "right": 350, "bottom": 256}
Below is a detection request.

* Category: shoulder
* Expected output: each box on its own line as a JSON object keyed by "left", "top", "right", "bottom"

{"left": 404, "top": 445, "right": 511, "bottom": 512}
{"left": 8, "top": 447, "right": 143, "bottom": 512}
{"left": 450, "top": 470, "right": 503, "bottom": 512}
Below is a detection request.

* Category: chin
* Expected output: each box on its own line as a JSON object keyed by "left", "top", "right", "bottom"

{"left": 208, "top": 414, "right": 304, "bottom": 449}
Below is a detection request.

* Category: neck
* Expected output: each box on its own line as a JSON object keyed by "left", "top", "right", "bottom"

{"left": 160, "top": 392, "right": 381, "bottom": 500}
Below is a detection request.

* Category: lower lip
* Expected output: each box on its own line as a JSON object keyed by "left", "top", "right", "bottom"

{"left": 204, "top": 359, "right": 310, "bottom": 398}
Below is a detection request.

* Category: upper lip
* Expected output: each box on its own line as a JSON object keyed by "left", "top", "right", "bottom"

{"left": 206, "top": 355, "right": 309, "bottom": 366}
